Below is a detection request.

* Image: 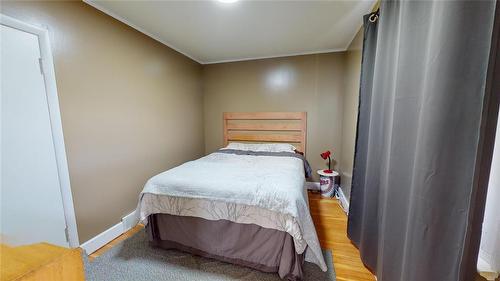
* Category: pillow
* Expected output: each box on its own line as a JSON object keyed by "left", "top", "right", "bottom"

{"left": 223, "top": 142, "right": 296, "bottom": 153}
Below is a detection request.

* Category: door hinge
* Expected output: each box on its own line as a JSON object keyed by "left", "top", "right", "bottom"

{"left": 38, "top": 57, "right": 44, "bottom": 75}
{"left": 64, "top": 227, "right": 70, "bottom": 242}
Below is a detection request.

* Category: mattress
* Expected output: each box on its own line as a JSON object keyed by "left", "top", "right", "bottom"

{"left": 136, "top": 149, "right": 327, "bottom": 272}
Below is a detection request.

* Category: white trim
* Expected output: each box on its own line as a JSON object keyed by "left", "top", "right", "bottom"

{"left": 344, "top": 20, "right": 364, "bottom": 51}
{"left": 306, "top": 181, "right": 349, "bottom": 213}
{"left": 83, "top": 0, "right": 347, "bottom": 65}
{"left": 345, "top": 0, "right": 378, "bottom": 51}
{"left": 80, "top": 210, "right": 138, "bottom": 255}
{"left": 339, "top": 171, "right": 351, "bottom": 213}
{"left": 204, "top": 48, "right": 346, "bottom": 65}
{"left": 82, "top": 0, "right": 203, "bottom": 64}
{"left": 348, "top": 0, "right": 379, "bottom": 51}
{"left": 121, "top": 210, "right": 139, "bottom": 233}
{"left": 0, "top": 14, "right": 80, "bottom": 248}
{"left": 80, "top": 221, "right": 123, "bottom": 255}
{"left": 338, "top": 187, "right": 350, "bottom": 214}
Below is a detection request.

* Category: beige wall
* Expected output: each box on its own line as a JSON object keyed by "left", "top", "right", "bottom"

{"left": 202, "top": 53, "right": 346, "bottom": 181}
{"left": 1, "top": 0, "right": 363, "bottom": 242}
{"left": 340, "top": 28, "right": 363, "bottom": 200}
{"left": 1, "top": 1, "right": 204, "bottom": 242}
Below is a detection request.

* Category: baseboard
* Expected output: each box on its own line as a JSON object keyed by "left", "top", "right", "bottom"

{"left": 80, "top": 210, "right": 139, "bottom": 255}
{"left": 121, "top": 210, "right": 139, "bottom": 232}
{"left": 338, "top": 187, "right": 350, "bottom": 214}
{"left": 306, "top": 181, "right": 349, "bottom": 214}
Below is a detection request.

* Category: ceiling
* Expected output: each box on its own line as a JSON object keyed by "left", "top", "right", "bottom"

{"left": 84, "top": 0, "right": 375, "bottom": 64}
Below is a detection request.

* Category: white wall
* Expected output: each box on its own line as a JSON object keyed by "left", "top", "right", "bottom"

{"left": 479, "top": 117, "right": 500, "bottom": 272}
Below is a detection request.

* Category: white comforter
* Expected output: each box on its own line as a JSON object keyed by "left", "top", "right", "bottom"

{"left": 137, "top": 151, "right": 327, "bottom": 271}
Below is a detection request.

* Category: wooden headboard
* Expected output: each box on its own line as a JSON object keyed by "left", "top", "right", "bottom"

{"left": 223, "top": 112, "right": 307, "bottom": 154}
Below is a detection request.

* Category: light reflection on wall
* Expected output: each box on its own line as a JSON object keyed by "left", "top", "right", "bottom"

{"left": 265, "top": 65, "right": 296, "bottom": 92}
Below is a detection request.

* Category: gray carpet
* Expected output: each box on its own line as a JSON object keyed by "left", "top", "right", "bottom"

{"left": 84, "top": 229, "right": 336, "bottom": 281}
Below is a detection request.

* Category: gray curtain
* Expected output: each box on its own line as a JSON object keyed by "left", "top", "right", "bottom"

{"left": 347, "top": 1, "right": 496, "bottom": 281}
{"left": 347, "top": 8, "right": 379, "bottom": 272}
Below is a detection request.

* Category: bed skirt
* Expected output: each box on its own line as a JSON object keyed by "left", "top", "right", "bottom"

{"left": 146, "top": 214, "right": 305, "bottom": 280}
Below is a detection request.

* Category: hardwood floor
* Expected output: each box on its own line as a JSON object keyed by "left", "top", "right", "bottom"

{"left": 88, "top": 224, "right": 143, "bottom": 262}
{"left": 88, "top": 195, "right": 495, "bottom": 281}
{"left": 87, "top": 193, "right": 375, "bottom": 281}
{"left": 308, "top": 191, "right": 375, "bottom": 281}
{"left": 2, "top": 243, "right": 84, "bottom": 281}
{"left": 476, "top": 273, "right": 500, "bottom": 281}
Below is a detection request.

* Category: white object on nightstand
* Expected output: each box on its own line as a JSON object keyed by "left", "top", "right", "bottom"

{"left": 317, "top": 170, "right": 339, "bottom": 198}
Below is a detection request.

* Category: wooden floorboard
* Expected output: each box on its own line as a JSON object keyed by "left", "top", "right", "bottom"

{"left": 87, "top": 224, "right": 143, "bottom": 262}
{"left": 308, "top": 191, "right": 375, "bottom": 281}
{"left": 86, "top": 193, "right": 375, "bottom": 281}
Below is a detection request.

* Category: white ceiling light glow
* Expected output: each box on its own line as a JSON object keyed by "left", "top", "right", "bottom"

{"left": 84, "top": 0, "right": 376, "bottom": 64}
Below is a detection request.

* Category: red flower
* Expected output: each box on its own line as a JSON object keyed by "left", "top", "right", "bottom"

{"left": 320, "top": 151, "right": 331, "bottom": 160}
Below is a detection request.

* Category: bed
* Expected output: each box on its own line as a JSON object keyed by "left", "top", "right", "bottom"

{"left": 136, "top": 112, "right": 326, "bottom": 280}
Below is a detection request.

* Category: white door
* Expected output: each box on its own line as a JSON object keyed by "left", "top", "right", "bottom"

{"left": 1, "top": 22, "right": 70, "bottom": 247}
{"left": 478, "top": 112, "right": 500, "bottom": 275}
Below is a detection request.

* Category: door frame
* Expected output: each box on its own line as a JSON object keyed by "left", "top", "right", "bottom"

{"left": 1, "top": 14, "right": 79, "bottom": 247}
{"left": 461, "top": 2, "right": 500, "bottom": 280}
